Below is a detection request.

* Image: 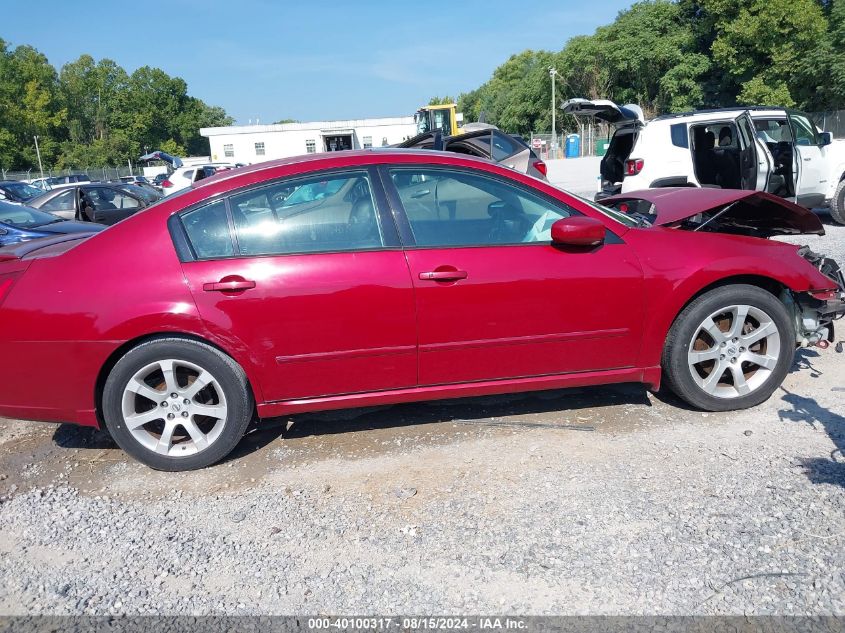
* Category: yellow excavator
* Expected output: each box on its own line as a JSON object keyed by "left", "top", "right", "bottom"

{"left": 414, "top": 103, "right": 462, "bottom": 136}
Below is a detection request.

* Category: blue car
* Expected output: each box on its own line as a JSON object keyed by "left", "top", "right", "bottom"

{"left": 0, "top": 200, "right": 105, "bottom": 247}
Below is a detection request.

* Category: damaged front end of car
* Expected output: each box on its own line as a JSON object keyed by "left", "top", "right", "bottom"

{"left": 602, "top": 187, "right": 845, "bottom": 350}
{"left": 785, "top": 247, "right": 845, "bottom": 349}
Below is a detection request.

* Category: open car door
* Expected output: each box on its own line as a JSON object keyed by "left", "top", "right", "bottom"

{"left": 736, "top": 112, "right": 770, "bottom": 191}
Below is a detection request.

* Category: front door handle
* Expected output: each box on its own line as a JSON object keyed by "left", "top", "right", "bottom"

{"left": 203, "top": 279, "right": 256, "bottom": 292}
{"left": 419, "top": 270, "right": 468, "bottom": 281}
{"left": 410, "top": 190, "right": 431, "bottom": 198}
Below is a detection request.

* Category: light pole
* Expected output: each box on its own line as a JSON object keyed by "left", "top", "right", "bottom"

{"left": 549, "top": 68, "right": 557, "bottom": 158}
{"left": 33, "top": 135, "right": 44, "bottom": 180}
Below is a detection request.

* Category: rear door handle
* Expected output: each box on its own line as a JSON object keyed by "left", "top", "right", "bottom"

{"left": 419, "top": 270, "right": 467, "bottom": 281}
{"left": 203, "top": 279, "right": 256, "bottom": 292}
{"left": 410, "top": 190, "right": 431, "bottom": 198}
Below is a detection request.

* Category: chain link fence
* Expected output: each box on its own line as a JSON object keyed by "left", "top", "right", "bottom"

{"left": 1, "top": 165, "right": 139, "bottom": 183}
{"left": 531, "top": 120, "right": 612, "bottom": 159}
{"left": 809, "top": 110, "right": 845, "bottom": 138}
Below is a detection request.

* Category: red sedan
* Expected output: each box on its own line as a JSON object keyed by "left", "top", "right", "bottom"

{"left": 0, "top": 152, "right": 842, "bottom": 470}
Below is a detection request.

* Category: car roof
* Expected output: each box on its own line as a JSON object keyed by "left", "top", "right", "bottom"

{"left": 652, "top": 106, "right": 793, "bottom": 123}
{"left": 193, "top": 148, "right": 495, "bottom": 191}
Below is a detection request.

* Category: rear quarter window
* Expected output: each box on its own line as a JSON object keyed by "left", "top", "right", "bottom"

{"left": 180, "top": 201, "right": 234, "bottom": 259}
{"left": 670, "top": 123, "right": 689, "bottom": 148}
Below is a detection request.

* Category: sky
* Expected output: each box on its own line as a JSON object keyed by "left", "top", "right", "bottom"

{"left": 5, "top": 0, "right": 633, "bottom": 125}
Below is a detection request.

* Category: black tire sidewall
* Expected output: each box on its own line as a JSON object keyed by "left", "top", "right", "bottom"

{"left": 102, "top": 338, "right": 253, "bottom": 471}
{"left": 831, "top": 179, "right": 845, "bottom": 225}
{"left": 663, "top": 285, "right": 795, "bottom": 411}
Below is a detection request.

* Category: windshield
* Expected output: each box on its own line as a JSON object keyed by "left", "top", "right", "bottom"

{"left": 1, "top": 182, "right": 43, "bottom": 201}
{"left": 0, "top": 201, "right": 64, "bottom": 228}
{"left": 570, "top": 192, "right": 642, "bottom": 228}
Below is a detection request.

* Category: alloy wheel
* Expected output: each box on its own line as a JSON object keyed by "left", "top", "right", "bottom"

{"left": 687, "top": 304, "right": 781, "bottom": 399}
{"left": 120, "top": 359, "right": 228, "bottom": 456}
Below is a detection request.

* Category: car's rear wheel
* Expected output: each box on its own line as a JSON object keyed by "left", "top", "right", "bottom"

{"left": 662, "top": 284, "right": 794, "bottom": 411}
{"left": 102, "top": 338, "right": 254, "bottom": 471}
{"left": 830, "top": 178, "right": 845, "bottom": 225}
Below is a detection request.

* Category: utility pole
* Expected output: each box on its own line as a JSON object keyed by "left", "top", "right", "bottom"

{"left": 33, "top": 136, "right": 44, "bottom": 180}
{"left": 549, "top": 68, "right": 557, "bottom": 159}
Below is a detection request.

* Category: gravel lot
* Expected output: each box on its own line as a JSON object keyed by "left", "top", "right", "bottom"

{"left": 0, "top": 214, "right": 843, "bottom": 617}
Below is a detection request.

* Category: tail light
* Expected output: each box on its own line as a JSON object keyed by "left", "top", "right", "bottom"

{"left": 625, "top": 159, "right": 644, "bottom": 176}
{"left": 161, "top": 179, "right": 173, "bottom": 188}
{"left": 532, "top": 160, "right": 547, "bottom": 177}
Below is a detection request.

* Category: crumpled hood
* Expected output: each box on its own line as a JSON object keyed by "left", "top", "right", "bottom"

{"left": 603, "top": 188, "right": 825, "bottom": 237}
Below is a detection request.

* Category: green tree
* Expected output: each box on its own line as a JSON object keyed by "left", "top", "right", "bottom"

{"left": 0, "top": 40, "right": 232, "bottom": 170}
{"left": 0, "top": 40, "right": 65, "bottom": 169}
{"left": 427, "top": 96, "right": 455, "bottom": 105}
{"left": 680, "top": 0, "right": 828, "bottom": 107}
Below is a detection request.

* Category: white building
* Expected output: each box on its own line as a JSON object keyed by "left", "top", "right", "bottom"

{"left": 200, "top": 116, "right": 418, "bottom": 164}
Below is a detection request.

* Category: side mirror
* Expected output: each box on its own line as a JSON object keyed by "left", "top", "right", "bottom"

{"left": 820, "top": 132, "right": 833, "bottom": 146}
{"left": 551, "top": 216, "right": 606, "bottom": 247}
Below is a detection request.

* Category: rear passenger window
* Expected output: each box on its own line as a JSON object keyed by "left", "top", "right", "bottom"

{"left": 39, "top": 189, "right": 75, "bottom": 212}
{"left": 228, "top": 171, "right": 384, "bottom": 256}
{"left": 181, "top": 201, "right": 234, "bottom": 259}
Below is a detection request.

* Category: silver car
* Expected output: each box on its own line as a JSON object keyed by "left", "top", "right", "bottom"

{"left": 397, "top": 128, "right": 548, "bottom": 180}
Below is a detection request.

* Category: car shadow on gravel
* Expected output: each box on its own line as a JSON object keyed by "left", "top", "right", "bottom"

{"left": 232, "top": 382, "right": 653, "bottom": 455}
{"left": 791, "top": 348, "right": 825, "bottom": 378}
{"left": 778, "top": 386, "right": 845, "bottom": 488}
{"left": 52, "top": 423, "right": 116, "bottom": 450}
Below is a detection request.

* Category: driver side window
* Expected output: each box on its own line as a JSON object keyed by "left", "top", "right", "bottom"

{"left": 389, "top": 168, "right": 573, "bottom": 247}
{"left": 790, "top": 114, "right": 819, "bottom": 146}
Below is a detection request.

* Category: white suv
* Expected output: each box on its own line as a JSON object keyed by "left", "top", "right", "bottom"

{"left": 563, "top": 99, "right": 845, "bottom": 224}
{"left": 160, "top": 165, "right": 219, "bottom": 195}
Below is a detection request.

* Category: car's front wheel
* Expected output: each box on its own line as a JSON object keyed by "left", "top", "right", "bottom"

{"left": 662, "top": 284, "right": 794, "bottom": 411}
{"left": 102, "top": 338, "right": 254, "bottom": 471}
{"left": 830, "top": 178, "right": 845, "bottom": 225}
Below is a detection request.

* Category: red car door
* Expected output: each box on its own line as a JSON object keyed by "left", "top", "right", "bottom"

{"left": 177, "top": 169, "right": 417, "bottom": 402}
{"left": 382, "top": 165, "right": 645, "bottom": 386}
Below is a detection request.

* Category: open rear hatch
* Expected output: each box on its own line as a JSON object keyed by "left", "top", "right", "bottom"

{"left": 562, "top": 99, "right": 645, "bottom": 194}
{"left": 602, "top": 188, "right": 824, "bottom": 238}
{"left": 561, "top": 98, "right": 645, "bottom": 125}
{"left": 139, "top": 150, "right": 183, "bottom": 169}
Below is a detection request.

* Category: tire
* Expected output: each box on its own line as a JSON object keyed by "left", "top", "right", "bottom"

{"left": 830, "top": 178, "right": 845, "bottom": 225}
{"left": 662, "top": 284, "right": 794, "bottom": 411}
{"left": 102, "top": 338, "right": 254, "bottom": 471}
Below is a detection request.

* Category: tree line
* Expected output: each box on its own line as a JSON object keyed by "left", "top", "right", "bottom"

{"left": 0, "top": 39, "right": 233, "bottom": 171}
{"left": 442, "top": 0, "right": 845, "bottom": 135}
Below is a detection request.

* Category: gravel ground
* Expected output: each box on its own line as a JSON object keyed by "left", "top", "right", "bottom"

{"left": 0, "top": 218, "right": 842, "bottom": 617}
{"left": 776, "top": 208, "right": 845, "bottom": 266}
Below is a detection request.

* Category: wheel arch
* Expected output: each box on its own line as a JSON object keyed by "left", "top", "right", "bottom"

{"left": 676, "top": 274, "right": 787, "bottom": 312}
{"left": 93, "top": 332, "right": 263, "bottom": 428}
{"left": 640, "top": 272, "right": 792, "bottom": 369}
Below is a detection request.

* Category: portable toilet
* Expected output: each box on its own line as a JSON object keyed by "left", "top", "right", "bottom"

{"left": 565, "top": 134, "right": 581, "bottom": 158}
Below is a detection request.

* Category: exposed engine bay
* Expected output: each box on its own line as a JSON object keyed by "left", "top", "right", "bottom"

{"left": 789, "top": 247, "right": 845, "bottom": 348}
{"left": 600, "top": 188, "right": 845, "bottom": 350}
